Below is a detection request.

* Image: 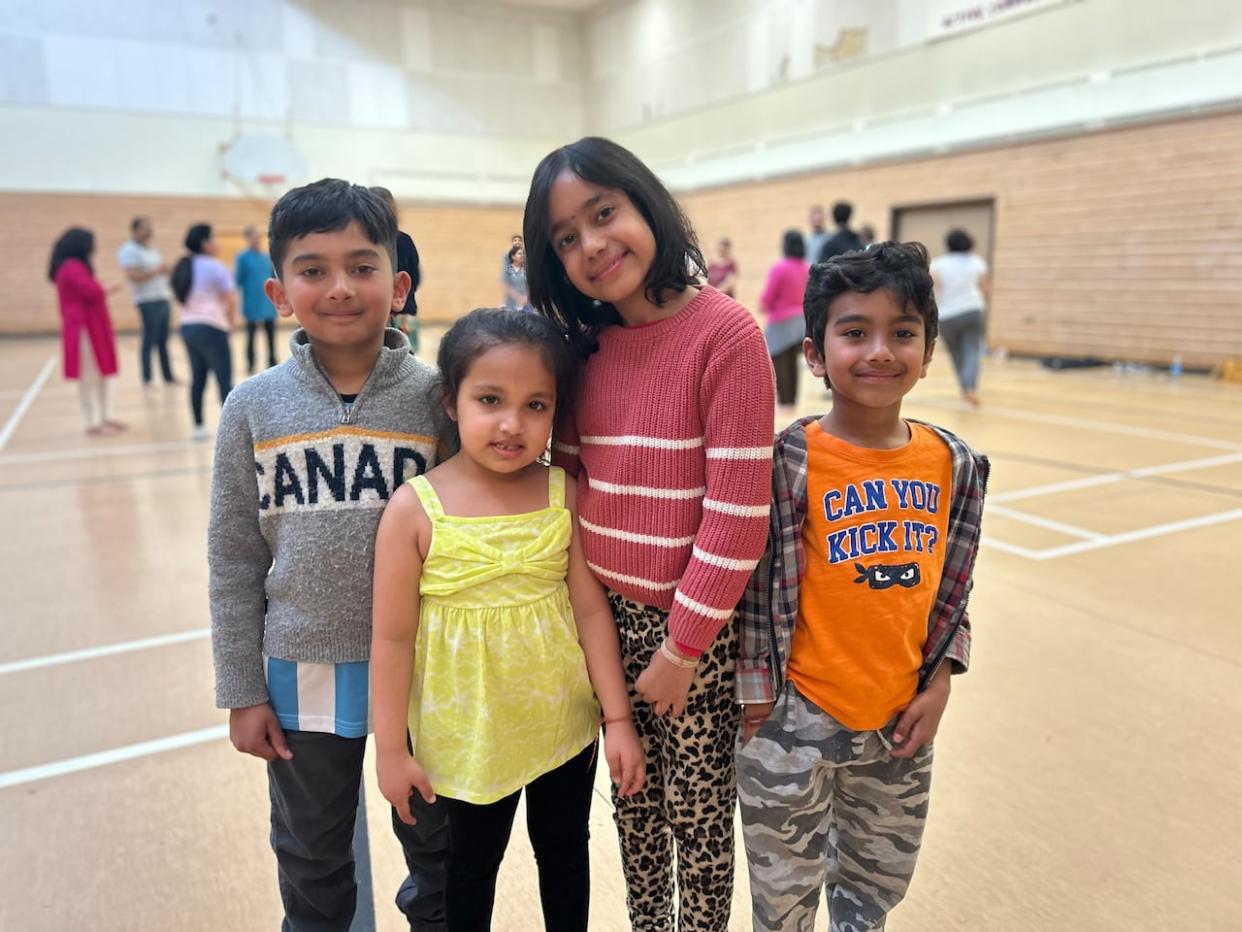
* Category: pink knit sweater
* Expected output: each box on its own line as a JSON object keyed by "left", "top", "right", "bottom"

{"left": 553, "top": 286, "right": 776, "bottom": 654}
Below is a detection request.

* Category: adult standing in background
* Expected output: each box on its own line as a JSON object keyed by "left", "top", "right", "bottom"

{"left": 761, "top": 229, "right": 811, "bottom": 422}
{"left": 50, "top": 227, "right": 126, "bottom": 435}
{"left": 859, "top": 224, "right": 877, "bottom": 249}
{"left": 500, "top": 242, "right": 532, "bottom": 312}
{"left": 930, "top": 228, "right": 989, "bottom": 406}
{"left": 234, "top": 225, "right": 278, "bottom": 374}
{"left": 706, "top": 237, "right": 739, "bottom": 298}
{"left": 171, "top": 223, "right": 236, "bottom": 441}
{"left": 817, "top": 201, "right": 863, "bottom": 263}
{"left": 370, "top": 187, "right": 422, "bottom": 352}
{"left": 806, "top": 205, "right": 829, "bottom": 269}
{"left": 118, "top": 216, "right": 177, "bottom": 387}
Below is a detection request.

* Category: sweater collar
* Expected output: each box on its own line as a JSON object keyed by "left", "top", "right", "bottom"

{"left": 287, "top": 327, "right": 414, "bottom": 392}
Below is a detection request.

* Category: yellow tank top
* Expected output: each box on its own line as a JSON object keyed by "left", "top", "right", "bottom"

{"left": 407, "top": 467, "right": 600, "bottom": 804}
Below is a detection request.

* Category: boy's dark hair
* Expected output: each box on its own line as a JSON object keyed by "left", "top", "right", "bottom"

{"left": 130, "top": 215, "right": 148, "bottom": 234}
{"left": 437, "top": 308, "right": 579, "bottom": 433}
{"left": 523, "top": 136, "right": 705, "bottom": 356}
{"left": 804, "top": 242, "right": 939, "bottom": 363}
{"left": 832, "top": 201, "right": 853, "bottom": 225}
{"left": 946, "top": 228, "right": 974, "bottom": 253}
{"left": 48, "top": 227, "right": 94, "bottom": 281}
{"left": 782, "top": 229, "right": 806, "bottom": 260}
{"left": 171, "top": 223, "right": 213, "bottom": 304}
{"left": 268, "top": 179, "right": 397, "bottom": 278}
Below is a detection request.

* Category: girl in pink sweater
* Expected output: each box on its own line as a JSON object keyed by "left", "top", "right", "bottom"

{"left": 524, "top": 136, "right": 775, "bottom": 931}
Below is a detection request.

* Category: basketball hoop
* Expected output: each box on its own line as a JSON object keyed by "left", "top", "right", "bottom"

{"left": 220, "top": 134, "right": 307, "bottom": 201}
{"left": 257, "top": 172, "right": 287, "bottom": 187}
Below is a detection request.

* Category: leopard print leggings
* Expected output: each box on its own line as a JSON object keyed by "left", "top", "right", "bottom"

{"left": 608, "top": 592, "right": 739, "bottom": 932}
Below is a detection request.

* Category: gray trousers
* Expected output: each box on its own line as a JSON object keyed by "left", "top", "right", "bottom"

{"left": 938, "top": 309, "right": 985, "bottom": 393}
{"left": 737, "top": 684, "right": 933, "bottom": 932}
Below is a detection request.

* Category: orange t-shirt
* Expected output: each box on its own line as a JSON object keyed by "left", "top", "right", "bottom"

{"left": 787, "top": 421, "right": 952, "bottom": 730}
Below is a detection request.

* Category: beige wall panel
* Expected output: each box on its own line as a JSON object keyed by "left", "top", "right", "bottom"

{"left": 683, "top": 111, "right": 1242, "bottom": 368}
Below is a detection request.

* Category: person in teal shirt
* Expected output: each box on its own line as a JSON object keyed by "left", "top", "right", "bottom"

{"left": 234, "top": 226, "right": 278, "bottom": 373}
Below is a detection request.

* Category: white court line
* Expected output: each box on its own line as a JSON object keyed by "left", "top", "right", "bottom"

{"left": 0, "top": 439, "right": 198, "bottom": 466}
{"left": 0, "top": 628, "right": 209, "bottom": 676}
{"left": 978, "top": 537, "right": 1046, "bottom": 560}
{"left": 918, "top": 400, "right": 1242, "bottom": 451}
{"left": 1030, "top": 508, "right": 1242, "bottom": 560}
{"left": 0, "top": 726, "right": 228, "bottom": 790}
{"left": 988, "top": 505, "right": 1105, "bottom": 541}
{"left": 991, "top": 451, "right": 1242, "bottom": 504}
{"left": 0, "top": 356, "right": 57, "bottom": 451}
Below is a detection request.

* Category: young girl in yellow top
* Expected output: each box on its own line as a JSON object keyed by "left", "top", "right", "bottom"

{"left": 371, "top": 307, "right": 644, "bottom": 931}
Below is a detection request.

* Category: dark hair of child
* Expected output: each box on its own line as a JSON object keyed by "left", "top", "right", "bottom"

{"left": 945, "top": 228, "right": 974, "bottom": 253}
{"left": 267, "top": 178, "right": 397, "bottom": 279}
{"left": 832, "top": 201, "right": 853, "bottom": 225}
{"left": 171, "top": 223, "right": 212, "bottom": 305}
{"left": 522, "top": 136, "right": 706, "bottom": 356}
{"left": 782, "top": 229, "right": 806, "bottom": 260}
{"left": 804, "top": 241, "right": 940, "bottom": 381}
{"left": 437, "top": 307, "right": 579, "bottom": 434}
{"left": 48, "top": 227, "right": 95, "bottom": 281}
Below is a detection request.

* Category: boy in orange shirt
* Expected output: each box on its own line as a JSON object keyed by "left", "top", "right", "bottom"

{"left": 736, "top": 242, "right": 989, "bottom": 932}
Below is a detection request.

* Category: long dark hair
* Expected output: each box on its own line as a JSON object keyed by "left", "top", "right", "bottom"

{"left": 171, "top": 223, "right": 212, "bottom": 304}
{"left": 48, "top": 227, "right": 95, "bottom": 281}
{"left": 437, "top": 307, "right": 578, "bottom": 436}
{"left": 523, "top": 136, "right": 705, "bottom": 356}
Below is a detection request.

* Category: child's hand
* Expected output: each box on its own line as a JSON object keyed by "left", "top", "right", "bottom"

{"left": 635, "top": 647, "right": 696, "bottom": 717}
{"left": 377, "top": 749, "right": 436, "bottom": 825}
{"left": 890, "top": 665, "right": 951, "bottom": 759}
{"left": 228, "top": 703, "right": 293, "bottom": 762}
{"left": 604, "top": 719, "right": 646, "bottom": 797}
{"left": 740, "top": 701, "right": 776, "bottom": 744}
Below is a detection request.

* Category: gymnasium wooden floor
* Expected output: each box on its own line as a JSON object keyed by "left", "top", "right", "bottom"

{"left": 2, "top": 329, "right": 1240, "bottom": 931}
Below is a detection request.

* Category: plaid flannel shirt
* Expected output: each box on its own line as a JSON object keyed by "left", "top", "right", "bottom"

{"left": 737, "top": 416, "right": 990, "bottom": 706}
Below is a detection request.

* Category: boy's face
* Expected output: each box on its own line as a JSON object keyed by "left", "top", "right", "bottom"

{"left": 264, "top": 221, "right": 409, "bottom": 351}
{"left": 804, "top": 288, "right": 933, "bottom": 412}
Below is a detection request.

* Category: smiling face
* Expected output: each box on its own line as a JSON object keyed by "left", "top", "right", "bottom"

{"left": 805, "top": 287, "right": 933, "bottom": 414}
{"left": 546, "top": 170, "right": 656, "bottom": 319}
{"left": 264, "top": 220, "right": 409, "bottom": 352}
{"left": 449, "top": 342, "right": 557, "bottom": 476}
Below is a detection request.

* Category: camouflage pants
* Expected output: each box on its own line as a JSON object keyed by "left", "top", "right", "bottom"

{"left": 737, "top": 683, "right": 933, "bottom": 932}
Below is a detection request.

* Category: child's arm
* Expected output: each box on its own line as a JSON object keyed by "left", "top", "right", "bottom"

{"left": 565, "top": 482, "right": 645, "bottom": 797}
{"left": 371, "top": 483, "right": 436, "bottom": 824}
{"left": 208, "top": 393, "right": 291, "bottom": 761}
{"left": 891, "top": 661, "right": 951, "bottom": 758}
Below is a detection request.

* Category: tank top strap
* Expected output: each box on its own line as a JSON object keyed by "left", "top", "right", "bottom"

{"left": 548, "top": 466, "right": 566, "bottom": 510}
{"left": 407, "top": 474, "right": 445, "bottom": 522}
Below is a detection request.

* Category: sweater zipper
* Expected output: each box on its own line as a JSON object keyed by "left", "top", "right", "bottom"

{"left": 308, "top": 353, "right": 378, "bottom": 425}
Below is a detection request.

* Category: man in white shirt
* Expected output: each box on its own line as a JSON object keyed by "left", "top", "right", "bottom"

{"left": 117, "top": 216, "right": 177, "bottom": 385}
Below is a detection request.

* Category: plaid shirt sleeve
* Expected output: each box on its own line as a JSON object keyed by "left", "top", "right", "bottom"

{"left": 919, "top": 426, "right": 989, "bottom": 687}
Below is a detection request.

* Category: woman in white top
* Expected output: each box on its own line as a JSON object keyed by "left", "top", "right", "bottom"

{"left": 929, "top": 228, "right": 989, "bottom": 406}
{"left": 171, "top": 223, "right": 237, "bottom": 440}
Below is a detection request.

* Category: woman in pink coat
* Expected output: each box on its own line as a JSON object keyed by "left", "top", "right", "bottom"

{"left": 49, "top": 228, "right": 126, "bottom": 435}
{"left": 760, "top": 228, "right": 810, "bottom": 423}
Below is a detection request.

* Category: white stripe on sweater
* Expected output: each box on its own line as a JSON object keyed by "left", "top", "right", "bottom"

{"left": 691, "top": 546, "right": 760, "bottom": 572}
{"left": 553, "top": 441, "right": 580, "bottom": 455}
{"left": 674, "top": 590, "right": 736, "bottom": 620}
{"left": 580, "top": 517, "right": 695, "bottom": 548}
{"left": 703, "top": 497, "right": 770, "bottom": 517}
{"left": 588, "top": 562, "right": 680, "bottom": 591}
{"left": 581, "top": 435, "right": 703, "bottom": 449}
{"left": 705, "top": 446, "right": 774, "bottom": 460}
{"left": 589, "top": 478, "right": 707, "bottom": 500}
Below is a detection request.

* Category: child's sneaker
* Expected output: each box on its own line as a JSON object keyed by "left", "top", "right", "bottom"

{"left": 191, "top": 425, "right": 210, "bottom": 442}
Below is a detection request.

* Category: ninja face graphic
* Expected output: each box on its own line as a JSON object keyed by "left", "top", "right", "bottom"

{"left": 853, "top": 561, "right": 921, "bottom": 590}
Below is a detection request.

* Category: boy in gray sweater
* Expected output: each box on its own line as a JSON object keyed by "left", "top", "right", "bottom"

{"left": 209, "top": 179, "right": 454, "bottom": 931}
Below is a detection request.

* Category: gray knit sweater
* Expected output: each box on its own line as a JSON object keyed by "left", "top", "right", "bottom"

{"left": 209, "top": 328, "right": 454, "bottom": 708}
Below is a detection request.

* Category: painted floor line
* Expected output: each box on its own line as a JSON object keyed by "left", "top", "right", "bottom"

{"left": 0, "top": 628, "right": 210, "bottom": 676}
{"left": 989, "top": 505, "right": 1105, "bottom": 541}
{"left": 978, "top": 537, "right": 1046, "bottom": 560}
{"left": 0, "top": 439, "right": 202, "bottom": 466}
{"left": 918, "top": 399, "right": 1242, "bottom": 451}
{"left": 0, "top": 725, "right": 228, "bottom": 790}
{"left": 991, "top": 451, "right": 1242, "bottom": 504}
{"left": 0, "top": 356, "right": 57, "bottom": 451}
{"left": 1029, "top": 508, "right": 1242, "bottom": 561}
